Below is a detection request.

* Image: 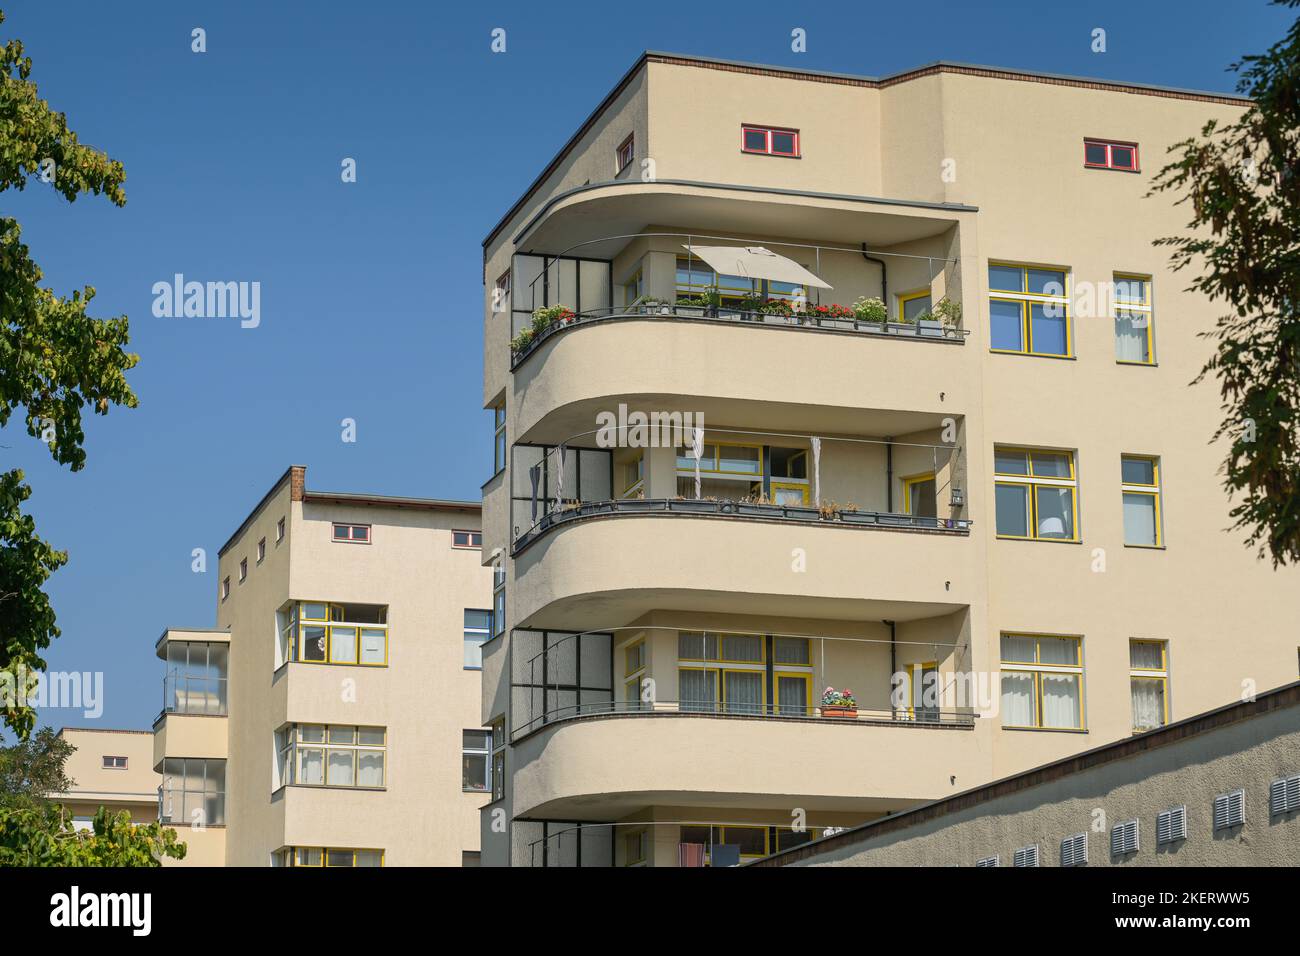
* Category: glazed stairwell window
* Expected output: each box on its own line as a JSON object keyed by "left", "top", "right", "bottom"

{"left": 994, "top": 447, "right": 1079, "bottom": 541}
{"left": 1000, "top": 634, "right": 1085, "bottom": 730}
{"left": 1114, "top": 274, "right": 1155, "bottom": 364}
{"left": 281, "top": 602, "right": 388, "bottom": 666}
{"left": 277, "top": 724, "right": 386, "bottom": 789}
{"left": 1122, "top": 455, "right": 1163, "bottom": 547}
{"left": 1130, "top": 640, "right": 1169, "bottom": 732}
{"left": 988, "top": 262, "right": 1071, "bottom": 357}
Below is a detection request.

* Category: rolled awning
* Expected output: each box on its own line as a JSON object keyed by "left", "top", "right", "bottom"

{"left": 681, "top": 245, "right": 833, "bottom": 290}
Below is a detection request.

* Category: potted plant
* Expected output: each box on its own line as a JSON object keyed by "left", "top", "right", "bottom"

{"left": 727, "top": 293, "right": 764, "bottom": 321}
{"left": 912, "top": 307, "right": 943, "bottom": 337}
{"left": 510, "top": 327, "right": 536, "bottom": 353}
{"left": 817, "top": 499, "right": 841, "bottom": 521}
{"left": 933, "top": 296, "right": 962, "bottom": 336}
{"left": 806, "top": 302, "right": 855, "bottom": 330}
{"left": 852, "top": 296, "right": 888, "bottom": 330}
{"left": 821, "top": 687, "right": 858, "bottom": 718}
{"left": 736, "top": 492, "right": 785, "bottom": 518}
{"left": 674, "top": 290, "right": 718, "bottom": 317}
{"left": 531, "top": 304, "right": 575, "bottom": 337}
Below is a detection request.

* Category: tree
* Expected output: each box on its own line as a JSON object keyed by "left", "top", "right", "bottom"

{"left": 0, "top": 726, "right": 72, "bottom": 809}
{"left": 0, "top": 8, "right": 138, "bottom": 738}
{"left": 1151, "top": 0, "right": 1300, "bottom": 567}
{"left": 0, "top": 805, "right": 186, "bottom": 866}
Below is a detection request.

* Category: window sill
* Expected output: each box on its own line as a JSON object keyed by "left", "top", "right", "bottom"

{"left": 1000, "top": 725, "right": 1089, "bottom": 734}
{"left": 464, "top": 666, "right": 483, "bottom": 672}
{"left": 283, "top": 783, "right": 387, "bottom": 793}
{"left": 1123, "top": 543, "right": 1166, "bottom": 550}
{"left": 740, "top": 150, "right": 801, "bottom": 159}
{"left": 989, "top": 349, "right": 1076, "bottom": 361}
{"left": 995, "top": 535, "right": 1082, "bottom": 545}
{"left": 1115, "top": 360, "right": 1157, "bottom": 368}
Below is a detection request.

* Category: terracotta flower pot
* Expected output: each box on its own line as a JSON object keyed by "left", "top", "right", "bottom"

{"left": 821, "top": 705, "right": 858, "bottom": 718}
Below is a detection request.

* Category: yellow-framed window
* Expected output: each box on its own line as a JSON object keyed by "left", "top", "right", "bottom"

{"left": 903, "top": 661, "right": 940, "bottom": 718}
{"left": 770, "top": 481, "right": 809, "bottom": 505}
{"left": 282, "top": 846, "right": 384, "bottom": 867}
{"left": 999, "top": 634, "right": 1084, "bottom": 730}
{"left": 677, "top": 631, "right": 765, "bottom": 664}
{"left": 287, "top": 723, "right": 387, "bottom": 788}
{"left": 624, "top": 639, "right": 646, "bottom": 676}
{"left": 774, "top": 671, "right": 812, "bottom": 716}
{"left": 680, "top": 825, "right": 770, "bottom": 864}
{"left": 902, "top": 472, "right": 937, "bottom": 517}
{"left": 993, "top": 447, "right": 1079, "bottom": 541}
{"left": 988, "top": 261, "right": 1072, "bottom": 357}
{"left": 1113, "top": 273, "right": 1155, "bottom": 365}
{"left": 775, "top": 827, "right": 823, "bottom": 852}
{"left": 1129, "top": 639, "right": 1168, "bottom": 732}
{"left": 1121, "top": 455, "right": 1162, "bottom": 547}
{"left": 290, "top": 601, "right": 388, "bottom": 666}
{"left": 674, "top": 255, "right": 758, "bottom": 304}
{"left": 675, "top": 441, "right": 763, "bottom": 477}
{"left": 898, "top": 289, "right": 932, "bottom": 322}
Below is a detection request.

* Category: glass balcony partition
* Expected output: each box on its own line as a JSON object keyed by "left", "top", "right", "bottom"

{"left": 163, "top": 642, "right": 228, "bottom": 716}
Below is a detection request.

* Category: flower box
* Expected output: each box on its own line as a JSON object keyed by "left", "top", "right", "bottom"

{"left": 821, "top": 705, "right": 858, "bottom": 719}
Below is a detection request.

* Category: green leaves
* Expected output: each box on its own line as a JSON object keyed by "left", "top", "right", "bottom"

{"left": 1151, "top": 1, "right": 1300, "bottom": 567}
{"left": 0, "top": 8, "right": 139, "bottom": 738}
{"left": 0, "top": 805, "right": 187, "bottom": 866}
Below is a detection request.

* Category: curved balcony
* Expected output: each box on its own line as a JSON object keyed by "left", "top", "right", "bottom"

{"left": 511, "top": 509, "right": 975, "bottom": 631}
{"left": 510, "top": 709, "right": 982, "bottom": 821}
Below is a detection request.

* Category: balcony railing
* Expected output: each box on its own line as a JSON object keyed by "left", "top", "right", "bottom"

{"left": 510, "top": 302, "right": 969, "bottom": 367}
{"left": 162, "top": 674, "right": 228, "bottom": 717}
{"left": 513, "top": 495, "right": 970, "bottom": 553}
{"left": 513, "top": 696, "right": 976, "bottom": 740}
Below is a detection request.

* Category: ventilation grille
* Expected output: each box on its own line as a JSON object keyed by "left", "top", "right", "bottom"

{"left": 1213, "top": 789, "right": 1245, "bottom": 831}
{"left": 1012, "top": 844, "right": 1039, "bottom": 868}
{"left": 1269, "top": 774, "right": 1300, "bottom": 816}
{"left": 1060, "top": 832, "right": 1088, "bottom": 867}
{"left": 1156, "top": 805, "right": 1187, "bottom": 845}
{"left": 1110, "top": 820, "right": 1139, "bottom": 856}
{"left": 975, "top": 855, "right": 999, "bottom": 868}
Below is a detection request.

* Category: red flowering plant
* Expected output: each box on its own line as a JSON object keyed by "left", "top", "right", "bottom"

{"left": 807, "top": 303, "right": 855, "bottom": 320}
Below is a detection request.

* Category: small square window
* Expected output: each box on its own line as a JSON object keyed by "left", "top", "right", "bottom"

{"left": 616, "top": 134, "right": 634, "bottom": 173}
{"left": 742, "top": 128, "right": 767, "bottom": 152}
{"left": 770, "top": 130, "right": 797, "bottom": 155}
{"left": 1084, "top": 138, "right": 1140, "bottom": 172}
{"left": 102, "top": 755, "right": 127, "bottom": 769}
{"left": 452, "top": 530, "right": 483, "bottom": 549}
{"left": 742, "top": 124, "right": 799, "bottom": 158}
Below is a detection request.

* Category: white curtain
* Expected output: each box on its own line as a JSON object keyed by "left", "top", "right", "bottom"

{"left": 357, "top": 752, "right": 385, "bottom": 787}
{"left": 724, "top": 672, "right": 763, "bottom": 715}
{"left": 326, "top": 750, "right": 355, "bottom": 786}
{"left": 1040, "top": 673, "right": 1081, "bottom": 728}
{"left": 1000, "top": 672, "right": 1034, "bottom": 726}
{"left": 778, "top": 675, "right": 809, "bottom": 716}
{"left": 679, "top": 669, "right": 716, "bottom": 713}
{"left": 554, "top": 445, "right": 566, "bottom": 509}
{"left": 1115, "top": 312, "right": 1147, "bottom": 361}
{"left": 1123, "top": 493, "right": 1157, "bottom": 546}
{"left": 811, "top": 437, "right": 822, "bottom": 506}
{"left": 690, "top": 427, "right": 703, "bottom": 499}
{"left": 1131, "top": 678, "right": 1165, "bottom": 729}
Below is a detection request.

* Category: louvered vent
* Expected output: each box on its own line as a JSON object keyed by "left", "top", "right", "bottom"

{"left": 1060, "top": 832, "right": 1088, "bottom": 866}
{"left": 1213, "top": 789, "right": 1245, "bottom": 831}
{"left": 1110, "top": 820, "right": 1139, "bottom": 856}
{"left": 1156, "top": 805, "right": 1187, "bottom": 845}
{"left": 975, "top": 855, "right": 999, "bottom": 867}
{"left": 1012, "top": 844, "right": 1039, "bottom": 868}
{"left": 1269, "top": 774, "right": 1300, "bottom": 816}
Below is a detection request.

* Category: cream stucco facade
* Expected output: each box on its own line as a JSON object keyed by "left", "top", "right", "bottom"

{"left": 152, "top": 465, "right": 494, "bottom": 866}
{"left": 56, "top": 728, "right": 158, "bottom": 827}
{"left": 478, "top": 53, "right": 1300, "bottom": 866}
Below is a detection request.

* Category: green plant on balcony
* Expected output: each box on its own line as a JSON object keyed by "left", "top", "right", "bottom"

{"left": 759, "top": 298, "right": 796, "bottom": 317}
{"left": 531, "top": 304, "right": 575, "bottom": 335}
{"left": 932, "top": 296, "right": 962, "bottom": 330}
{"left": 821, "top": 686, "right": 857, "bottom": 718}
{"left": 510, "top": 327, "right": 536, "bottom": 352}
{"left": 852, "top": 296, "right": 888, "bottom": 324}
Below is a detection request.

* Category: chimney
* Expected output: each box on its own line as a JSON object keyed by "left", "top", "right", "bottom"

{"left": 289, "top": 465, "right": 306, "bottom": 502}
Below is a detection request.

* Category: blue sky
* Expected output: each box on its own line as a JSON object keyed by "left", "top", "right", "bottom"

{"left": 3, "top": 0, "right": 1291, "bottom": 734}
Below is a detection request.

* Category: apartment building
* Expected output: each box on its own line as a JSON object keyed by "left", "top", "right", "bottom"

{"left": 478, "top": 52, "right": 1300, "bottom": 866}
{"left": 55, "top": 728, "right": 158, "bottom": 828}
{"left": 152, "top": 465, "right": 493, "bottom": 866}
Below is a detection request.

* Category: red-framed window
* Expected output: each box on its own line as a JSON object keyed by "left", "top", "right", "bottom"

{"left": 332, "top": 523, "right": 371, "bottom": 544}
{"left": 616, "top": 134, "right": 634, "bottom": 173}
{"left": 741, "top": 124, "right": 800, "bottom": 158}
{"left": 452, "top": 530, "right": 482, "bottom": 549}
{"left": 1084, "top": 139, "right": 1139, "bottom": 172}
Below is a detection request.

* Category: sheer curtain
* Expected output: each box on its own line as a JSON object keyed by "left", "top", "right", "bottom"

{"left": 1001, "top": 672, "right": 1035, "bottom": 726}
{"left": 777, "top": 676, "right": 808, "bottom": 716}
{"left": 679, "top": 669, "right": 717, "bottom": 713}
{"left": 1115, "top": 312, "right": 1147, "bottom": 361}
{"left": 725, "top": 672, "right": 763, "bottom": 715}
{"left": 1040, "top": 674, "right": 1081, "bottom": 728}
{"left": 1131, "top": 678, "right": 1165, "bottom": 730}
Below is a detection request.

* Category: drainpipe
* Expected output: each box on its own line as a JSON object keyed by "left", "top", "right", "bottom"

{"left": 861, "top": 243, "right": 887, "bottom": 307}
{"left": 885, "top": 438, "right": 894, "bottom": 513}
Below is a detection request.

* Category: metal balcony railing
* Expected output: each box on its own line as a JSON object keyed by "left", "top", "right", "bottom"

{"left": 512, "top": 696, "right": 977, "bottom": 739}
{"left": 510, "top": 302, "right": 969, "bottom": 367}
{"left": 513, "top": 495, "right": 971, "bottom": 552}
